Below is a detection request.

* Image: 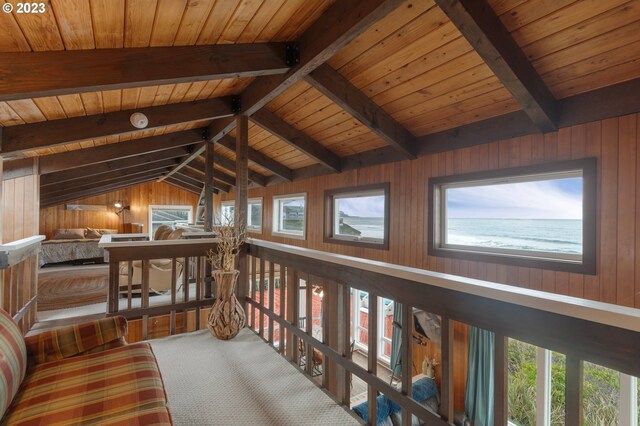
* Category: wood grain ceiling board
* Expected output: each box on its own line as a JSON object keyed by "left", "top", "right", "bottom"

{"left": 0, "top": 77, "right": 253, "bottom": 128}
{"left": 492, "top": 0, "right": 640, "bottom": 99}
{"left": 0, "top": 0, "right": 336, "bottom": 53}
{"left": 212, "top": 144, "right": 272, "bottom": 177}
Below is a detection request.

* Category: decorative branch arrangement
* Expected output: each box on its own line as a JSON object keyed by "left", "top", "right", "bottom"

{"left": 206, "top": 210, "right": 246, "bottom": 272}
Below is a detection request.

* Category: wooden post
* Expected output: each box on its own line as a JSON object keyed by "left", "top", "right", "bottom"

{"left": 401, "top": 303, "right": 413, "bottom": 426}
{"left": 367, "top": 292, "right": 378, "bottom": 424}
{"left": 336, "top": 283, "right": 351, "bottom": 405}
{"left": 204, "top": 142, "right": 214, "bottom": 299}
{"left": 565, "top": 356, "right": 583, "bottom": 425}
{"left": 439, "top": 317, "right": 454, "bottom": 423}
{"left": 236, "top": 115, "right": 249, "bottom": 306}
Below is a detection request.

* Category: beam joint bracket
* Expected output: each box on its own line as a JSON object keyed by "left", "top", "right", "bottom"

{"left": 285, "top": 43, "right": 300, "bottom": 67}
{"left": 231, "top": 96, "right": 241, "bottom": 114}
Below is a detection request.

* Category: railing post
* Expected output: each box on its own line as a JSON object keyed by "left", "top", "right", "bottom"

{"left": 440, "top": 317, "right": 454, "bottom": 423}
{"left": 279, "top": 265, "right": 286, "bottom": 353}
{"left": 305, "top": 274, "right": 314, "bottom": 376}
{"left": 367, "top": 292, "right": 378, "bottom": 424}
{"left": 259, "top": 257, "right": 265, "bottom": 339}
{"left": 107, "top": 259, "right": 119, "bottom": 314}
{"left": 565, "top": 356, "right": 583, "bottom": 425}
{"left": 336, "top": 282, "right": 351, "bottom": 406}
{"left": 401, "top": 303, "right": 413, "bottom": 426}
{"left": 494, "top": 333, "right": 508, "bottom": 426}
{"left": 268, "top": 262, "right": 275, "bottom": 345}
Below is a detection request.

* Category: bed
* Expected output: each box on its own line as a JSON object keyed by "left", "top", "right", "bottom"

{"left": 40, "top": 228, "right": 117, "bottom": 266}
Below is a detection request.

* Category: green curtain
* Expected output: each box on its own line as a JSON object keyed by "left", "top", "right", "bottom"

{"left": 389, "top": 302, "right": 403, "bottom": 378}
{"left": 465, "top": 326, "right": 495, "bottom": 426}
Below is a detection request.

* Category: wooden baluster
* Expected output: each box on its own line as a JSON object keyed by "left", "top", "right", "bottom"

{"left": 321, "top": 279, "right": 330, "bottom": 389}
{"left": 368, "top": 292, "right": 378, "bottom": 425}
{"left": 170, "top": 258, "right": 177, "bottom": 335}
{"left": 29, "top": 256, "right": 37, "bottom": 329}
{"left": 127, "top": 260, "right": 133, "bottom": 310}
{"left": 401, "top": 303, "right": 413, "bottom": 426}
{"left": 268, "top": 262, "right": 275, "bottom": 345}
{"left": 337, "top": 283, "right": 351, "bottom": 405}
{"left": 195, "top": 255, "right": 202, "bottom": 330}
{"left": 494, "top": 333, "right": 508, "bottom": 426}
{"left": 108, "top": 259, "right": 119, "bottom": 314}
{"left": 439, "top": 317, "right": 454, "bottom": 423}
{"left": 182, "top": 256, "right": 190, "bottom": 331}
{"left": 259, "top": 257, "right": 265, "bottom": 339}
{"left": 305, "top": 273, "right": 313, "bottom": 376}
{"left": 565, "top": 356, "right": 583, "bottom": 425}
{"left": 251, "top": 255, "right": 257, "bottom": 330}
{"left": 142, "top": 259, "right": 150, "bottom": 340}
{"left": 290, "top": 269, "right": 300, "bottom": 364}
{"left": 279, "top": 264, "right": 286, "bottom": 353}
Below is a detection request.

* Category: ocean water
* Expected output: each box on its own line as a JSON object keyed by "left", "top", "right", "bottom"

{"left": 341, "top": 217, "right": 385, "bottom": 239}
{"left": 447, "top": 218, "right": 582, "bottom": 254}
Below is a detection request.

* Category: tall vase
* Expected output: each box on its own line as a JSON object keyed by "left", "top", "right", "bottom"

{"left": 207, "top": 270, "right": 246, "bottom": 340}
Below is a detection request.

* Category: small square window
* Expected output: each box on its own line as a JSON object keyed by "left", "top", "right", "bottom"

{"left": 272, "top": 193, "right": 307, "bottom": 239}
{"left": 220, "top": 201, "right": 234, "bottom": 225}
{"left": 324, "top": 183, "right": 389, "bottom": 249}
{"left": 248, "top": 198, "right": 262, "bottom": 233}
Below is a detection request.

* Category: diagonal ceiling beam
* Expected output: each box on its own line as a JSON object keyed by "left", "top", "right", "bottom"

{"left": 41, "top": 159, "right": 179, "bottom": 189}
{"left": 185, "top": 163, "right": 236, "bottom": 187}
{"left": 194, "top": 153, "right": 267, "bottom": 187}
{"left": 0, "top": 44, "right": 289, "bottom": 101}
{"left": 216, "top": 134, "right": 293, "bottom": 181}
{"left": 250, "top": 109, "right": 342, "bottom": 172}
{"left": 164, "top": 177, "right": 206, "bottom": 196}
{"left": 42, "top": 168, "right": 170, "bottom": 198}
{"left": 434, "top": 0, "right": 558, "bottom": 132}
{"left": 305, "top": 64, "right": 416, "bottom": 159}
{"left": 41, "top": 174, "right": 164, "bottom": 208}
{"left": 171, "top": 171, "right": 230, "bottom": 193}
{"left": 38, "top": 129, "right": 204, "bottom": 174}
{"left": 203, "top": 0, "right": 406, "bottom": 164}
{"left": 1, "top": 98, "right": 229, "bottom": 155}
{"left": 40, "top": 148, "right": 187, "bottom": 185}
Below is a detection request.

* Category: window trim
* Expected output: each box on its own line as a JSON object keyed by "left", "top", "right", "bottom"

{"left": 247, "top": 197, "right": 263, "bottom": 234}
{"left": 272, "top": 193, "right": 307, "bottom": 240}
{"left": 428, "top": 158, "right": 597, "bottom": 274}
{"left": 148, "top": 204, "right": 193, "bottom": 239}
{"left": 323, "top": 183, "right": 390, "bottom": 250}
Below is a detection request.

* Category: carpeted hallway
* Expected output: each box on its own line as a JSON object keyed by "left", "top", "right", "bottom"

{"left": 150, "top": 329, "right": 359, "bottom": 426}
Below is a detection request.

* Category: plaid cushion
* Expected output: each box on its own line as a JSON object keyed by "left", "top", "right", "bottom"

{"left": 3, "top": 343, "right": 171, "bottom": 425}
{"left": 0, "top": 310, "right": 27, "bottom": 419}
{"left": 24, "top": 316, "right": 127, "bottom": 366}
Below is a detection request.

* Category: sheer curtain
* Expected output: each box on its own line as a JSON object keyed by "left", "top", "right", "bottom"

{"left": 465, "top": 326, "right": 495, "bottom": 426}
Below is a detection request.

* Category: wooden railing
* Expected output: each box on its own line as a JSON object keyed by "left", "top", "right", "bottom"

{"left": 0, "top": 235, "right": 44, "bottom": 333}
{"left": 244, "top": 239, "right": 640, "bottom": 426}
{"left": 99, "top": 234, "right": 218, "bottom": 340}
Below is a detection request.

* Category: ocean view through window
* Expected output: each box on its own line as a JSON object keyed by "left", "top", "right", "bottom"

{"left": 429, "top": 159, "right": 597, "bottom": 274}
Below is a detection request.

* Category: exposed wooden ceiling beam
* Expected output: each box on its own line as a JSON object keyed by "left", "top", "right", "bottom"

{"left": 263, "top": 76, "right": 640, "bottom": 185}
{"left": 0, "top": 44, "right": 289, "bottom": 102}
{"left": 2, "top": 158, "right": 37, "bottom": 180}
{"left": 194, "top": 153, "right": 267, "bottom": 187}
{"left": 41, "top": 175, "right": 162, "bottom": 208}
{"left": 216, "top": 134, "right": 293, "bottom": 181}
{"left": 250, "top": 109, "right": 342, "bottom": 172}
{"left": 204, "top": 0, "right": 406, "bottom": 162}
{"left": 305, "top": 64, "right": 416, "bottom": 159}
{"left": 1, "top": 99, "right": 227, "bottom": 155}
{"left": 171, "top": 171, "right": 231, "bottom": 193}
{"left": 42, "top": 159, "right": 179, "bottom": 190}
{"left": 40, "top": 148, "right": 187, "bottom": 185}
{"left": 185, "top": 163, "right": 236, "bottom": 187}
{"left": 164, "top": 177, "right": 206, "bottom": 195}
{"left": 42, "top": 168, "right": 169, "bottom": 198}
{"left": 38, "top": 129, "right": 203, "bottom": 174}
{"left": 434, "top": 0, "right": 558, "bottom": 132}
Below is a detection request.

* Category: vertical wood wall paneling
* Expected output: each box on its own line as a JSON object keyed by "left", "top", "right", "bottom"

{"left": 39, "top": 181, "right": 199, "bottom": 239}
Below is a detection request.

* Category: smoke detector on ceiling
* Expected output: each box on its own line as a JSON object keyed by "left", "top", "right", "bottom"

{"left": 130, "top": 112, "right": 149, "bottom": 129}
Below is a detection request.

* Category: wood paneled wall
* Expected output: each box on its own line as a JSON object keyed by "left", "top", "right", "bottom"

{"left": 1, "top": 160, "right": 40, "bottom": 331}
{"left": 40, "top": 181, "right": 199, "bottom": 240}
{"left": 217, "top": 113, "right": 640, "bottom": 409}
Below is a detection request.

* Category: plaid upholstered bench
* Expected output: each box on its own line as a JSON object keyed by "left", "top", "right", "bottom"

{"left": 0, "top": 309, "right": 172, "bottom": 425}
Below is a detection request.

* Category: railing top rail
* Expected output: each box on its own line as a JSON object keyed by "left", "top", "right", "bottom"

{"left": 0, "top": 235, "right": 45, "bottom": 269}
{"left": 247, "top": 238, "right": 640, "bottom": 333}
{"left": 99, "top": 234, "right": 219, "bottom": 249}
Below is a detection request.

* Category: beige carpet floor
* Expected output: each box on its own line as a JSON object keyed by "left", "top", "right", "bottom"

{"left": 150, "top": 329, "right": 359, "bottom": 426}
{"left": 38, "top": 265, "right": 109, "bottom": 311}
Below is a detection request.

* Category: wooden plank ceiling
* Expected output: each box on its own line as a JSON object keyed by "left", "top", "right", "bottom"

{"left": 1, "top": 0, "right": 639, "bottom": 205}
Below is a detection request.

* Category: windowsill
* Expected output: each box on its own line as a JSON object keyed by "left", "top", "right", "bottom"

{"left": 325, "top": 235, "right": 388, "bottom": 250}
{"left": 272, "top": 231, "right": 305, "bottom": 240}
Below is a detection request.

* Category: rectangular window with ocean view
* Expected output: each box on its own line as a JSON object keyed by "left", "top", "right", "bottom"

{"left": 272, "top": 193, "right": 307, "bottom": 239}
{"left": 429, "top": 159, "right": 596, "bottom": 274}
{"left": 324, "top": 183, "right": 390, "bottom": 249}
